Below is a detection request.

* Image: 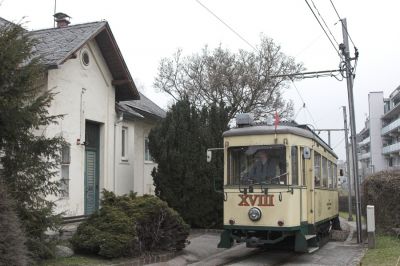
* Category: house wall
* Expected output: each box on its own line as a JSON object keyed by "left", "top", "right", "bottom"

{"left": 368, "top": 92, "right": 385, "bottom": 172}
{"left": 45, "top": 40, "right": 116, "bottom": 216}
{"left": 114, "top": 119, "right": 157, "bottom": 196}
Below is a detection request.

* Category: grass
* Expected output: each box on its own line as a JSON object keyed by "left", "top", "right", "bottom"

{"left": 339, "top": 211, "right": 365, "bottom": 223}
{"left": 361, "top": 234, "right": 400, "bottom": 266}
{"left": 39, "top": 254, "right": 143, "bottom": 266}
{"left": 40, "top": 255, "right": 108, "bottom": 266}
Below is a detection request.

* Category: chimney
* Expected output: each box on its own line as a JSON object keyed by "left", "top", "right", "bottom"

{"left": 53, "top": 12, "right": 71, "bottom": 28}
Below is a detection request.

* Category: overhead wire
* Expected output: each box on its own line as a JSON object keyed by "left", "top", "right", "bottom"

{"left": 329, "top": 0, "right": 356, "bottom": 48}
{"left": 290, "top": 80, "right": 318, "bottom": 128}
{"left": 310, "top": 0, "right": 340, "bottom": 48}
{"left": 195, "top": 0, "right": 320, "bottom": 129}
{"left": 194, "top": 0, "right": 259, "bottom": 53}
{"left": 304, "top": 0, "right": 342, "bottom": 59}
{"left": 332, "top": 136, "right": 345, "bottom": 149}
{"left": 329, "top": 0, "right": 359, "bottom": 80}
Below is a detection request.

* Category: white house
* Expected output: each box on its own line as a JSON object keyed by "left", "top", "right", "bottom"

{"left": 0, "top": 14, "right": 165, "bottom": 216}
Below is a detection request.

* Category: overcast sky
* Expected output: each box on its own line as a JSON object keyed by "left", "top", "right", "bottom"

{"left": 1, "top": 0, "right": 399, "bottom": 160}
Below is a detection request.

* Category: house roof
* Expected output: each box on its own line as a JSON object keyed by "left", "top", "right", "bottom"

{"left": 27, "top": 21, "right": 139, "bottom": 101}
{"left": 0, "top": 17, "right": 12, "bottom": 27}
{"left": 117, "top": 93, "right": 166, "bottom": 121}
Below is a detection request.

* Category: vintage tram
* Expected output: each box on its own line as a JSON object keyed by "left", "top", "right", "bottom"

{"left": 212, "top": 114, "right": 340, "bottom": 253}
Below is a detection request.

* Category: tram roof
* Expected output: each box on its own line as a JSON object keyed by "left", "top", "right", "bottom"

{"left": 223, "top": 123, "right": 338, "bottom": 159}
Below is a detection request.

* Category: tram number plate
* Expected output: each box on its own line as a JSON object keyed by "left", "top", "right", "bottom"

{"left": 238, "top": 194, "right": 274, "bottom": 207}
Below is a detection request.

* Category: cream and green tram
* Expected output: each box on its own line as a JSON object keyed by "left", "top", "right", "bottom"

{"left": 217, "top": 118, "right": 340, "bottom": 253}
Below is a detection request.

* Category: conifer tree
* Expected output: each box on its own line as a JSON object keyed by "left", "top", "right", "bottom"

{"left": 0, "top": 21, "right": 64, "bottom": 258}
{"left": 0, "top": 181, "right": 29, "bottom": 266}
{"left": 149, "top": 99, "right": 229, "bottom": 228}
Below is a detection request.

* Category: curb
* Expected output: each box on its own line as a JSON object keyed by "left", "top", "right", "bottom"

{"left": 190, "top": 228, "right": 223, "bottom": 234}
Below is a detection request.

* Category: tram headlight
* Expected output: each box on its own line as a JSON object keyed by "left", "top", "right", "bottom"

{"left": 248, "top": 207, "right": 262, "bottom": 221}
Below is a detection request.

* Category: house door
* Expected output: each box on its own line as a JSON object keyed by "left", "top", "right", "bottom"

{"left": 84, "top": 121, "right": 100, "bottom": 215}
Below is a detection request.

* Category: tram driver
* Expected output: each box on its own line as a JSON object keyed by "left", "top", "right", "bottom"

{"left": 246, "top": 149, "right": 278, "bottom": 184}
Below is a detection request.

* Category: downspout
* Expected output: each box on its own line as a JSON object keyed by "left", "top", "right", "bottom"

{"left": 113, "top": 112, "right": 123, "bottom": 192}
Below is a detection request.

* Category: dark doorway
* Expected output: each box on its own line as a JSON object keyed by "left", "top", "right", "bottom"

{"left": 84, "top": 121, "right": 100, "bottom": 215}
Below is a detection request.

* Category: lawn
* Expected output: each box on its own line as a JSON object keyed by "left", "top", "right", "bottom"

{"left": 361, "top": 234, "right": 400, "bottom": 266}
{"left": 339, "top": 211, "right": 365, "bottom": 223}
{"left": 40, "top": 255, "right": 108, "bottom": 266}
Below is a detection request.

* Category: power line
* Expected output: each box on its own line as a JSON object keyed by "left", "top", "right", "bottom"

{"left": 332, "top": 136, "right": 345, "bottom": 149}
{"left": 304, "top": 0, "right": 342, "bottom": 59}
{"left": 310, "top": 0, "right": 340, "bottom": 47}
{"left": 329, "top": 0, "right": 357, "bottom": 48}
{"left": 194, "top": 0, "right": 258, "bottom": 53}
{"left": 290, "top": 80, "right": 318, "bottom": 128}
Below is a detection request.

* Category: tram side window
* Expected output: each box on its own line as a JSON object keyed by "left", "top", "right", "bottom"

{"left": 301, "top": 147, "right": 306, "bottom": 186}
{"left": 314, "top": 152, "right": 321, "bottom": 186}
{"left": 322, "top": 157, "right": 328, "bottom": 187}
{"left": 291, "top": 146, "right": 298, "bottom": 185}
{"left": 328, "top": 161, "right": 333, "bottom": 188}
{"left": 333, "top": 164, "right": 338, "bottom": 189}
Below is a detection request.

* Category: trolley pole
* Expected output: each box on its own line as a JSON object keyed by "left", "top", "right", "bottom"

{"left": 340, "top": 18, "right": 362, "bottom": 243}
{"left": 342, "top": 106, "right": 353, "bottom": 221}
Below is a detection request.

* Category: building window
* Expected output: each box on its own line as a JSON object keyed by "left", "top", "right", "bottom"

{"left": 121, "top": 127, "right": 128, "bottom": 161}
{"left": 61, "top": 144, "right": 71, "bottom": 164}
{"left": 145, "top": 137, "right": 153, "bottom": 162}
{"left": 60, "top": 144, "right": 71, "bottom": 198}
{"left": 81, "top": 48, "right": 90, "bottom": 68}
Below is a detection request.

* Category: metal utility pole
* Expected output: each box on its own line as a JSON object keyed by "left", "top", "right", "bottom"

{"left": 340, "top": 18, "right": 362, "bottom": 243}
{"left": 314, "top": 129, "right": 344, "bottom": 147}
{"left": 342, "top": 106, "right": 353, "bottom": 221}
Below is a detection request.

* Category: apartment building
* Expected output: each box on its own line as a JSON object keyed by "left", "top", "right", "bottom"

{"left": 357, "top": 86, "right": 400, "bottom": 178}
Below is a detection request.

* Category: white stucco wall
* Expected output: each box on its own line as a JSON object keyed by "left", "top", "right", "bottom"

{"left": 114, "top": 119, "right": 157, "bottom": 196}
{"left": 368, "top": 92, "right": 385, "bottom": 172}
{"left": 45, "top": 40, "right": 116, "bottom": 216}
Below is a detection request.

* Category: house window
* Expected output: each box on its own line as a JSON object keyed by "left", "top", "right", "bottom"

{"left": 121, "top": 127, "right": 128, "bottom": 161}
{"left": 389, "top": 157, "right": 393, "bottom": 167}
{"left": 61, "top": 144, "right": 71, "bottom": 164}
{"left": 145, "top": 137, "right": 153, "bottom": 162}
{"left": 60, "top": 144, "right": 71, "bottom": 198}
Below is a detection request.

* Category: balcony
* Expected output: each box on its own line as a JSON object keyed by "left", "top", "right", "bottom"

{"left": 358, "top": 152, "right": 370, "bottom": 160}
{"left": 358, "top": 137, "right": 370, "bottom": 148}
{"left": 382, "top": 142, "right": 400, "bottom": 154}
{"left": 381, "top": 117, "right": 400, "bottom": 136}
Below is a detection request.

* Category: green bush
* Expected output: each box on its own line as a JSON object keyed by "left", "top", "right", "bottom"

{"left": 70, "top": 190, "right": 189, "bottom": 259}
{"left": 363, "top": 170, "right": 400, "bottom": 232}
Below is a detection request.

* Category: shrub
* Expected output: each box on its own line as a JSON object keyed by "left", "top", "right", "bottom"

{"left": 363, "top": 170, "right": 400, "bottom": 232}
{"left": 71, "top": 190, "right": 189, "bottom": 259}
{"left": 70, "top": 206, "right": 138, "bottom": 258}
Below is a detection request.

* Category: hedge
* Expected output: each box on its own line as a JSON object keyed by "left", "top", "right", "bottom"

{"left": 363, "top": 170, "right": 400, "bottom": 232}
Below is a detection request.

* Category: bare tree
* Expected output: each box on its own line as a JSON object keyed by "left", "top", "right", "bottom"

{"left": 154, "top": 35, "right": 305, "bottom": 121}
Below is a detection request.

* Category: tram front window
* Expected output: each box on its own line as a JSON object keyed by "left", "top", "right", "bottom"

{"left": 228, "top": 145, "right": 286, "bottom": 185}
